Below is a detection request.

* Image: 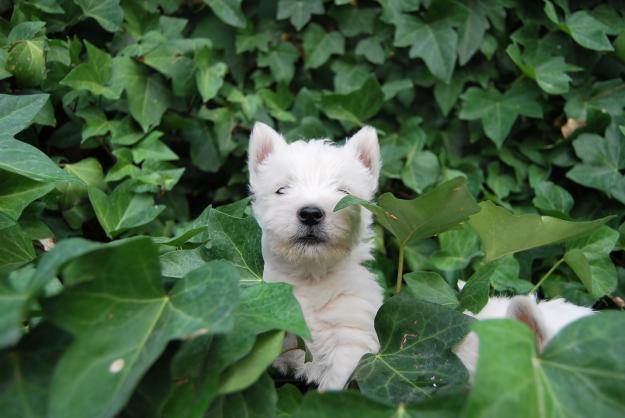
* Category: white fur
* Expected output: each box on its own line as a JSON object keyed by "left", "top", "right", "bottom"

{"left": 248, "top": 122, "right": 384, "bottom": 390}
{"left": 453, "top": 293, "right": 594, "bottom": 380}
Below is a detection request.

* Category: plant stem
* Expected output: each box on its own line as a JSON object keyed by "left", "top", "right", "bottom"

{"left": 530, "top": 257, "right": 564, "bottom": 294}
{"left": 395, "top": 245, "right": 405, "bottom": 294}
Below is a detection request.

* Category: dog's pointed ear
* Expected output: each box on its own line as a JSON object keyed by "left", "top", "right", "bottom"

{"left": 507, "top": 296, "right": 547, "bottom": 350}
{"left": 346, "top": 126, "right": 381, "bottom": 179}
{"left": 248, "top": 122, "right": 285, "bottom": 173}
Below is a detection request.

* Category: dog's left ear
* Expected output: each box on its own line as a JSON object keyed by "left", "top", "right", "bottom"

{"left": 346, "top": 126, "right": 381, "bottom": 180}
{"left": 248, "top": 122, "right": 285, "bottom": 174}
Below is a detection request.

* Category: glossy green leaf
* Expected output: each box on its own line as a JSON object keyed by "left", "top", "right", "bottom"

{"left": 277, "top": 0, "right": 324, "bottom": 30}
{"left": 465, "top": 313, "right": 625, "bottom": 418}
{"left": 0, "top": 94, "right": 49, "bottom": 137}
{"left": 353, "top": 294, "right": 472, "bottom": 404}
{"left": 60, "top": 41, "right": 121, "bottom": 99}
{"left": 75, "top": 0, "right": 123, "bottom": 32}
{"left": 45, "top": 239, "right": 240, "bottom": 418}
{"left": 0, "top": 171, "right": 54, "bottom": 220}
{"left": 88, "top": 182, "right": 165, "bottom": 238}
{"left": 459, "top": 82, "right": 542, "bottom": 147}
{"left": 321, "top": 76, "right": 384, "bottom": 125}
{"left": 468, "top": 201, "right": 612, "bottom": 262}
{"left": 303, "top": 24, "right": 345, "bottom": 69}
{"left": 335, "top": 177, "right": 481, "bottom": 246}
{"left": 564, "top": 226, "right": 619, "bottom": 298}
{"left": 403, "top": 271, "right": 459, "bottom": 308}
{"left": 204, "top": 0, "right": 246, "bottom": 28}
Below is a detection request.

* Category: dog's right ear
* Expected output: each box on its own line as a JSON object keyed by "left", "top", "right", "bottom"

{"left": 248, "top": 122, "right": 285, "bottom": 174}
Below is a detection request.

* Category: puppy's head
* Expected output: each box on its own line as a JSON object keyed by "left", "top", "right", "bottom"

{"left": 248, "top": 122, "right": 380, "bottom": 268}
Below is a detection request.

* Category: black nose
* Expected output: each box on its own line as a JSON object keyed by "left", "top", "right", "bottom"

{"left": 297, "top": 206, "right": 325, "bottom": 226}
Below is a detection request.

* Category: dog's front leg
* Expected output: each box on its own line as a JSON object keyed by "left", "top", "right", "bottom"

{"left": 310, "top": 326, "right": 379, "bottom": 391}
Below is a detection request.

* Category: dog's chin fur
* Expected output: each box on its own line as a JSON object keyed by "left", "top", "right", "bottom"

{"left": 248, "top": 122, "right": 384, "bottom": 390}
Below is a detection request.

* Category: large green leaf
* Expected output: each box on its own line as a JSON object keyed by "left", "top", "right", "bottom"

{"left": 0, "top": 139, "right": 79, "bottom": 184}
{"left": 88, "top": 182, "right": 165, "bottom": 238}
{"left": 44, "top": 238, "right": 240, "bottom": 418}
{"left": 293, "top": 390, "right": 465, "bottom": 418}
{"left": 335, "top": 177, "right": 480, "bottom": 247}
{"left": 206, "top": 372, "right": 277, "bottom": 418}
{"left": 353, "top": 294, "right": 472, "bottom": 405}
{"left": 161, "top": 281, "right": 309, "bottom": 418}
{"left": 468, "top": 201, "right": 612, "bottom": 262}
{"left": 465, "top": 313, "right": 625, "bottom": 418}
{"left": 0, "top": 324, "right": 70, "bottom": 418}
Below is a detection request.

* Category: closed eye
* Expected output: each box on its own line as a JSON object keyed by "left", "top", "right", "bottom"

{"left": 276, "top": 187, "right": 287, "bottom": 195}
{"left": 338, "top": 189, "right": 349, "bottom": 195}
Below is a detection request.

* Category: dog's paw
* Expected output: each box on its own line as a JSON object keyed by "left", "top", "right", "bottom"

{"left": 272, "top": 349, "right": 305, "bottom": 375}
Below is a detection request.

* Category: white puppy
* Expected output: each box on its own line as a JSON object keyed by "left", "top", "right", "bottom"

{"left": 247, "top": 122, "right": 384, "bottom": 390}
{"left": 453, "top": 294, "right": 594, "bottom": 379}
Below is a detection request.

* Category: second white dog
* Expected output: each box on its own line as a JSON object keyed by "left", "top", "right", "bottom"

{"left": 248, "top": 122, "right": 384, "bottom": 391}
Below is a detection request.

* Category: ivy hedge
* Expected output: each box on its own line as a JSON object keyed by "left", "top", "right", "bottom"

{"left": 1, "top": 1, "right": 625, "bottom": 417}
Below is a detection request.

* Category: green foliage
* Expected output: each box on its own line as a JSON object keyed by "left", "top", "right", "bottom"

{"left": 0, "top": 1, "right": 624, "bottom": 417}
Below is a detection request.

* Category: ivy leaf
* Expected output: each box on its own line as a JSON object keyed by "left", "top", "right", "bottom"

{"left": 353, "top": 294, "right": 472, "bottom": 404}
{"left": 131, "top": 131, "right": 178, "bottom": 163}
{"left": 0, "top": 324, "right": 70, "bottom": 417}
{"left": 207, "top": 373, "right": 277, "bottom": 418}
{"left": 546, "top": 6, "right": 615, "bottom": 52}
{"left": 465, "top": 313, "right": 625, "bottom": 418}
{"left": 321, "top": 76, "right": 384, "bottom": 125}
{"left": 566, "top": 124, "right": 625, "bottom": 205}
{"left": 403, "top": 271, "right": 459, "bottom": 308}
{"left": 0, "top": 171, "right": 54, "bottom": 221}
{"left": 218, "top": 330, "right": 284, "bottom": 394}
{"left": 190, "top": 207, "right": 265, "bottom": 284}
{"left": 468, "top": 201, "right": 613, "bottom": 262}
{"left": 61, "top": 41, "right": 121, "bottom": 99}
{"left": 393, "top": 14, "right": 457, "bottom": 83}
{"left": 113, "top": 57, "right": 171, "bottom": 132}
{"left": 401, "top": 150, "right": 440, "bottom": 194}
{"left": 0, "top": 93, "right": 49, "bottom": 137}
{"left": 486, "top": 256, "right": 533, "bottom": 293}
{"left": 302, "top": 24, "right": 345, "bottom": 69}
{"left": 0, "top": 139, "right": 80, "bottom": 184}
{"left": 293, "top": 390, "right": 466, "bottom": 417}
{"left": 564, "top": 226, "right": 619, "bottom": 298}
{"left": 6, "top": 39, "right": 46, "bottom": 87}
{"left": 45, "top": 239, "right": 240, "bottom": 418}
{"left": 532, "top": 181, "right": 574, "bottom": 216}
{"left": 74, "top": 0, "right": 124, "bottom": 32}
{"left": 456, "top": 0, "right": 491, "bottom": 65}
{"left": 459, "top": 82, "right": 543, "bottom": 148}
{"left": 277, "top": 0, "right": 324, "bottom": 31}
{"left": 506, "top": 43, "right": 581, "bottom": 94}
{"left": 258, "top": 42, "right": 300, "bottom": 83}
{"left": 88, "top": 181, "right": 165, "bottom": 238}
{"left": 204, "top": 0, "right": 246, "bottom": 28}
{"left": 196, "top": 50, "right": 227, "bottom": 102}
{"left": 430, "top": 223, "right": 481, "bottom": 271}
{"left": 335, "top": 177, "right": 480, "bottom": 247}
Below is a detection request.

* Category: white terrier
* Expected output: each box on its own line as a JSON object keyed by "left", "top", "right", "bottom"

{"left": 247, "top": 122, "right": 384, "bottom": 390}
{"left": 453, "top": 294, "right": 594, "bottom": 379}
